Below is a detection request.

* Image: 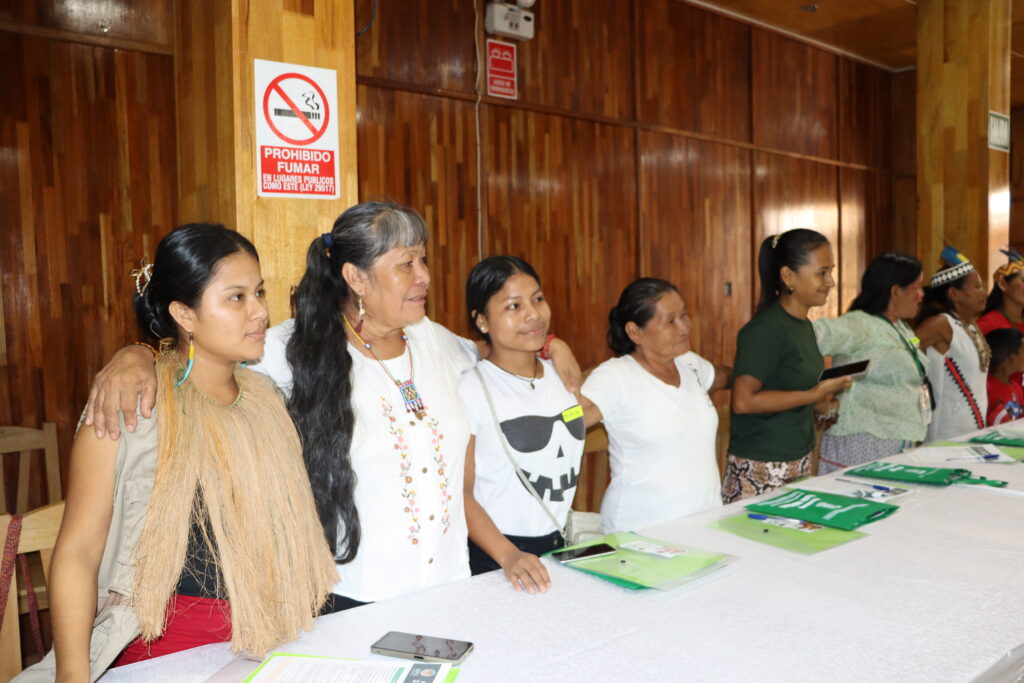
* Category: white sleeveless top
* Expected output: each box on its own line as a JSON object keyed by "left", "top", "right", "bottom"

{"left": 925, "top": 313, "right": 988, "bottom": 442}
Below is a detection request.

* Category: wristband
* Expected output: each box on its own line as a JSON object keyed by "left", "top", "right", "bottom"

{"left": 538, "top": 333, "right": 556, "bottom": 360}
{"left": 131, "top": 342, "right": 158, "bottom": 360}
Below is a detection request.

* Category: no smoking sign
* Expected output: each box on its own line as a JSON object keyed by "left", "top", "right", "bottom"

{"left": 254, "top": 60, "right": 339, "bottom": 199}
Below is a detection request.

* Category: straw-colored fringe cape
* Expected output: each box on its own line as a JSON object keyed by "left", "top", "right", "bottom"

{"left": 129, "top": 354, "right": 337, "bottom": 657}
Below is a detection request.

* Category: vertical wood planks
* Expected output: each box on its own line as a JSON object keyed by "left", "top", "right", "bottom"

{"left": 636, "top": 0, "right": 751, "bottom": 142}
{"left": 356, "top": 85, "right": 479, "bottom": 335}
{"left": 840, "top": 169, "right": 892, "bottom": 311}
{"left": 637, "top": 131, "right": 753, "bottom": 369}
{"left": 839, "top": 58, "right": 893, "bottom": 169}
{"left": 355, "top": 0, "right": 477, "bottom": 94}
{"left": 753, "top": 152, "right": 840, "bottom": 319}
{"left": 0, "top": 33, "right": 177, "bottom": 506}
{"left": 752, "top": 29, "right": 839, "bottom": 160}
{"left": 483, "top": 107, "right": 638, "bottom": 371}
{"left": 515, "top": 0, "right": 635, "bottom": 120}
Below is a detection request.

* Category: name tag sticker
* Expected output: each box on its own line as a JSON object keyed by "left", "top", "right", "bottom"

{"left": 561, "top": 405, "right": 584, "bottom": 423}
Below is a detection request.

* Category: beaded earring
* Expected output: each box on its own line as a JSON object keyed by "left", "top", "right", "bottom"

{"left": 356, "top": 296, "right": 366, "bottom": 334}
{"left": 176, "top": 333, "right": 195, "bottom": 387}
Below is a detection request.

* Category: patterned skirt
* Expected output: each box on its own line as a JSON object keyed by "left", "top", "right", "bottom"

{"left": 818, "top": 432, "right": 910, "bottom": 475}
{"left": 721, "top": 453, "right": 811, "bottom": 504}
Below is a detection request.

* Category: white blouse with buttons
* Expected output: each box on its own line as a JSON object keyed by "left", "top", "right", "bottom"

{"left": 252, "top": 316, "right": 476, "bottom": 602}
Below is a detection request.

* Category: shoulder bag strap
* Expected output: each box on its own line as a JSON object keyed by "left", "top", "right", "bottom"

{"left": 473, "top": 367, "right": 568, "bottom": 542}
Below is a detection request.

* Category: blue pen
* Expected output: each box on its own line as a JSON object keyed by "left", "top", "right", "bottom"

{"left": 983, "top": 453, "right": 1000, "bottom": 460}
{"left": 747, "top": 513, "right": 769, "bottom": 520}
{"left": 836, "top": 477, "right": 891, "bottom": 491}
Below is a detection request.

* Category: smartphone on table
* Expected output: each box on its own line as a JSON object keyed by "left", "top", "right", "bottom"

{"left": 371, "top": 631, "right": 474, "bottom": 665}
{"left": 548, "top": 542, "right": 617, "bottom": 563}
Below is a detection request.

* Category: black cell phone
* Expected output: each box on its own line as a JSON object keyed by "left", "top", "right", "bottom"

{"left": 548, "top": 542, "right": 617, "bottom": 563}
{"left": 370, "top": 631, "right": 473, "bottom": 665}
{"left": 818, "top": 359, "right": 870, "bottom": 381}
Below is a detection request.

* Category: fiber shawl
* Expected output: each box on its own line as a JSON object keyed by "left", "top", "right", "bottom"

{"left": 130, "top": 354, "right": 337, "bottom": 657}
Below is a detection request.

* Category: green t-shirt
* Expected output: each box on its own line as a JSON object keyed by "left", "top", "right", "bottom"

{"left": 728, "top": 302, "right": 824, "bottom": 461}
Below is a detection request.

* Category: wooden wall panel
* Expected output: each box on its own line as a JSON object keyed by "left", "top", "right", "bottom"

{"left": 840, "top": 169, "right": 892, "bottom": 311}
{"left": 753, "top": 152, "right": 840, "bottom": 318}
{"left": 356, "top": 85, "right": 479, "bottom": 336}
{"left": 889, "top": 69, "right": 917, "bottom": 258}
{"left": 638, "top": 131, "right": 753, "bottom": 368}
{"left": 0, "top": 34, "right": 177, "bottom": 510}
{"left": 1011, "top": 106, "right": 1024, "bottom": 247}
{"left": 0, "top": 0, "right": 173, "bottom": 49}
{"left": 354, "top": 0, "right": 476, "bottom": 94}
{"left": 637, "top": 0, "right": 751, "bottom": 141}
{"left": 752, "top": 29, "right": 839, "bottom": 160}
{"left": 515, "top": 0, "right": 634, "bottom": 120}
{"left": 839, "top": 58, "right": 892, "bottom": 168}
{"left": 483, "top": 107, "right": 638, "bottom": 371}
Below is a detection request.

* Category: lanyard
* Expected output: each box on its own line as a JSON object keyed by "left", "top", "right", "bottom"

{"left": 880, "top": 317, "right": 927, "bottom": 382}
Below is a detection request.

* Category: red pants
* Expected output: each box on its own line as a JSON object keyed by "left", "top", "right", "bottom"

{"left": 113, "top": 594, "right": 231, "bottom": 666}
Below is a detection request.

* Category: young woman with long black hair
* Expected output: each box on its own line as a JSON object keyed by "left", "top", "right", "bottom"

{"left": 725, "top": 229, "right": 852, "bottom": 503}
{"left": 19, "top": 225, "right": 335, "bottom": 682}
{"left": 459, "top": 256, "right": 586, "bottom": 594}
{"left": 812, "top": 252, "right": 929, "bottom": 473}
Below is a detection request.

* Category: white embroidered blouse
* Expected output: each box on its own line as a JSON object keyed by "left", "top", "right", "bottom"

{"left": 252, "top": 316, "right": 476, "bottom": 602}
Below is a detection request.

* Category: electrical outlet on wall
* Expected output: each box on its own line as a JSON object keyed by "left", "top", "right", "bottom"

{"left": 485, "top": 2, "right": 535, "bottom": 41}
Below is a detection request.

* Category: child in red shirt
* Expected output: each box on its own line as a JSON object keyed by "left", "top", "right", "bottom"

{"left": 985, "top": 328, "right": 1024, "bottom": 425}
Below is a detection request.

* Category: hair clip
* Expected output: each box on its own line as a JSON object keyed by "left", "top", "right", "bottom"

{"left": 771, "top": 234, "right": 780, "bottom": 249}
{"left": 130, "top": 260, "right": 154, "bottom": 295}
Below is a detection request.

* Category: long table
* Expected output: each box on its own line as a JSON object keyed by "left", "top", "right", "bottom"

{"left": 102, "top": 439, "right": 1024, "bottom": 682}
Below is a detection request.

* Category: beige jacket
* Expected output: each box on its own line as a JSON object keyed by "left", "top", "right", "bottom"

{"left": 15, "top": 411, "right": 158, "bottom": 682}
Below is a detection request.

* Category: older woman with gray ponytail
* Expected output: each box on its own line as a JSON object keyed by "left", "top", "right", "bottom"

{"left": 725, "top": 229, "right": 853, "bottom": 503}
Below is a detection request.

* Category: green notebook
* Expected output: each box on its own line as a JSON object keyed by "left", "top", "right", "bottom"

{"left": 745, "top": 488, "right": 898, "bottom": 530}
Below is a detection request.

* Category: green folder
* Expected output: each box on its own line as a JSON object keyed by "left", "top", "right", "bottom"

{"left": 745, "top": 489, "right": 898, "bottom": 530}
{"left": 713, "top": 512, "right": 866, "bottom": 555}
{"left": 962, "top": 434, "right": 1024, "bottom": 460}
{"left": 544, "top": 532, "right": 731, "bottom": 591}
{"left": 846, "top": 460, "right": 1007, "bottom": 487}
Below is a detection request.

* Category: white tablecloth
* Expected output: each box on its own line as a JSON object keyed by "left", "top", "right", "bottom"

{"left": 101, "top": 442, "right": 1024, "bottom": 683}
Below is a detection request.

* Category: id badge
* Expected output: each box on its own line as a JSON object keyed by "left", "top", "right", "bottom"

{"left": 919, "top": 383, "right": 933, "bottom": 425}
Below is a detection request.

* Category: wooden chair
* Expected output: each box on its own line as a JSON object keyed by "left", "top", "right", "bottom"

{"left": 574, "top": 424, "right": 611, "bottom": 513}
{"left": 0, "top": 424, "right": 62, "bottom": 514}
{"left": 0, "top": 502, "right": 65, "bottom": 679}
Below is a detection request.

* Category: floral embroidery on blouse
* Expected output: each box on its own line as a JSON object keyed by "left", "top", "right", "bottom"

{"left": 426, "top": 415, "right": 452, "bottom": 533}
{"left": 382, "top": 398, "right": 421, "bottom": 545}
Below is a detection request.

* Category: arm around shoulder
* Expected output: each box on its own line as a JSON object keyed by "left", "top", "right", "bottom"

{"left": 914, "top": 315, "right": 952, "bottom": 354}
{"left": 84, "top": 344, "right": 158, "bottom": 440}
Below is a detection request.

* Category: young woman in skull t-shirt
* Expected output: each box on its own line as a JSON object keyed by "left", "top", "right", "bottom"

{"left": 459, "top": 256, "right": 588, "bottom": 594}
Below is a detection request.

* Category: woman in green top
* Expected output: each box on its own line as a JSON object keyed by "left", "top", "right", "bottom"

{"left": 813, "top": 253, "right": 928, "bottom": 474}
{"left": 724, "top": 229, "right": 852, "bottom": 503}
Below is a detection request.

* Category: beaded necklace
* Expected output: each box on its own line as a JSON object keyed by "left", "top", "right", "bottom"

{"left": 343, "top": 314, "right": 427, "bottom": 419}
